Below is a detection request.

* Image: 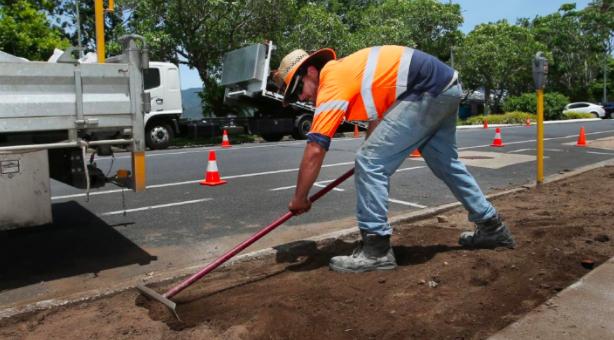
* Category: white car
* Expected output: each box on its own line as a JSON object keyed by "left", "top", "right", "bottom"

{"left": 563, "top": 102, "right": 606, "bottom": 118}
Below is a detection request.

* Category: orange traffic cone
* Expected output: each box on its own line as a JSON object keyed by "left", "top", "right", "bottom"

{"left": 221, "top": 129, "right": 232, "bottom": 148}
{"left": 200, "top": 151, "right": 227, "bottom": 186}
{"left": 483, "top": 119, "right": 488, "bottom": 129}
{"left": 353, "top": 125, "right": 360, "bottom": 138}
{"left": 410, "top": 149, "right": 422, "bottom": 158}
{"left": 576, "top": 127, "right": 587, "bottom": 147}
{"left": 491, "top": 127, "right": 505, "bottom": 147}
{"left": 525, "top": 117, "right": 531, "bottom": 127}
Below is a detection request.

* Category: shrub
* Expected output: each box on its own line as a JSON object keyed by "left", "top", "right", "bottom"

{"left": 562, "top": 111, "right": 594, "bottom": 119}
{"left": 502, "top": 92, "right": 569, "bottom": 120}
{"left": 462, "top": 112, "right": 535, "bottom": 125}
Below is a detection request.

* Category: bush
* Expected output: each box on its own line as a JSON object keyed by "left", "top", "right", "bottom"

{"left": 562, "top": 111, "right": 594, "bottom": 119}
{"left": 462, "top": 112, "right": 535, "bottom": 125}
{"left": 502, "top": 92, "right": 570, "bottom": 120}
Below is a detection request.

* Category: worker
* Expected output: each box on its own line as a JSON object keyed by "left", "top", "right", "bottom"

{"left": 276, "top": 46, "right": 515, "bottom": 273}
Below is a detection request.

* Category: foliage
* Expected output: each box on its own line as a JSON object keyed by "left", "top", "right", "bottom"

{"left": 346, "top": 0, "right": 463, "bottom": 61}
{"left": 462, "top": 112, "right": 535, "bottom": 125}
{"left": 0, "top": 0, "right": 69, "bottom": 60}
{"left": 562, "top": 111, "right": 594, "bottom": 119}
{"left": 455, "top": 21, "right": 547, "bottom": 112}
{"left": 523, "top": 2, "right": 611, "bottom": 102}
{"left": 502, "top": 92, "right": 570, "bottom": 120}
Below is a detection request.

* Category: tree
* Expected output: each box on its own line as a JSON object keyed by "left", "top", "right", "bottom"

{"left": 525, "top": 3, "right": 607, "bottom": 101}
{"left": 123, "top": 0, "right": 295, "bottom": 116}
{"left": 347, "top": 0, "right": 463, "bottom": 61}
{"left": 581, "top": 0, "right": 613, "bottom": 102}
{"left": 0, "top": 0, "right": 69, "bottom": 60}
{"left": 455, "top": 21, "right": 547, "bottom": 113}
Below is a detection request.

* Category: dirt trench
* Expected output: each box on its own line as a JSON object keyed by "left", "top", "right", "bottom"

{"left": 1, "top": 167, "right": 613, "bottom": 340}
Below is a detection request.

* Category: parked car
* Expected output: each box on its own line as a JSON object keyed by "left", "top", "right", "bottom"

{"left": 602, "top": 102, "right": 614, "bottom": 119}
{"left": 562, "top": 102, "right": 606, "bottom": 119}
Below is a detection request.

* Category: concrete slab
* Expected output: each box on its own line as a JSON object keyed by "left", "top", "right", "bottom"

{"left": 412, "top": 150, "right": 536, "bottom": 169}
{"left": 489, "top": 257, "right": 614, "bottom": 340}
{"left": 563, "top": 136, "right": 614, "bottom": 150}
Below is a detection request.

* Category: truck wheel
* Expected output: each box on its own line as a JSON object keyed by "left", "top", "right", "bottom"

{"left": 292, "top": 115, "right": 312, "bottom": 140}
{"left": 146, "top": 124, "right": 173, "bottom": 149}
{"left": 260, "top": 133, "right": 284, "bottom": 142}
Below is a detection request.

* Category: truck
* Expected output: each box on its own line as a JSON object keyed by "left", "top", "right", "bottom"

{"left": 221, "top": 41, "right": 318, "bottom": 142}
{"left": 0, "top": 35, "right": 149, "bottom": 230}
{"left": 143, "top": 62, "right": 183, "bottom": 149}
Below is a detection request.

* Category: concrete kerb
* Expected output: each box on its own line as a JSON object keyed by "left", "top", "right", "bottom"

{"left": 2, "top": 158, "right": 614, "bottom": 321}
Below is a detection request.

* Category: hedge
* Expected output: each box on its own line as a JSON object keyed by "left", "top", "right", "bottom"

{"left": 502, "top": 92, "right": 570, "bottom": 120}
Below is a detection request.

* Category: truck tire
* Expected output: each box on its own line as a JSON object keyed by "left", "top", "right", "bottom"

{"left": 291, "top": 115, "right": 312, "bottom": 140}
{"left": 260, "top": 133, "right": 284, "bottom": 142}
{"left": 146, "top": 123, "right": 173, "bottom": 149}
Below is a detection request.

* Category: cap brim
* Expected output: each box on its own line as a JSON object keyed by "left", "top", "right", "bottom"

{"left": 282, "top": 48, "right": 336, "bottom": 103}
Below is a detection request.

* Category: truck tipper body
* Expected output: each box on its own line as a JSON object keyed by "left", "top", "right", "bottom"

{"left": 0, "top": 35, "right": 149, "bottom": 230}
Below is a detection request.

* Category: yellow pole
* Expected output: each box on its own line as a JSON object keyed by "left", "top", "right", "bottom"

{"left": 95, "top": 0, "right": 105, "bottom": 64}
{"left": 131, "top": 151, "right": 146, "bottom": 192}
{"left": 536, "top": 89, "right": 544, "bottom": 184}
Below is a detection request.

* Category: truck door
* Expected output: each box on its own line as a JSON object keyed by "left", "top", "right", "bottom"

{"left": 144, "top": 67, "right": 163, "bottom": 113}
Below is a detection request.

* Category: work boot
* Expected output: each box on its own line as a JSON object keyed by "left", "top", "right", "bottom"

{"left": 329, "top": 231, "right": 397, "bottom": 273}
{"left": 459, "top": 214, "right": 516, "bottom": 249}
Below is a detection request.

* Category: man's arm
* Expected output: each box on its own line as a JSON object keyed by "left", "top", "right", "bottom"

{"left": 289, "top": 142, "right": 327, "bottom": 214}
{"left": 366, "top": 120, "right": 380, "bottom": 138}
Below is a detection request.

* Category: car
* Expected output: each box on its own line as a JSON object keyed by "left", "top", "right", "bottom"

{"left": 562, "top": 102, "right": 606, "bottom": 119}
{"left": 602, "top": 102, "right": 614, "bottom": 118}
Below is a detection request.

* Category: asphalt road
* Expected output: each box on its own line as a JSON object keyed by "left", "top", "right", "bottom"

{"left": 51, "top": 119, "right": 614, "bottom": 247}
{"left": 2, "top": 119, "right": 614, "bottom": 309}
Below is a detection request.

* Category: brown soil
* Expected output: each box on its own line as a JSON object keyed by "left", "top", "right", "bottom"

{"left": 1, "top": 167, "right": 614, "bottom": 340}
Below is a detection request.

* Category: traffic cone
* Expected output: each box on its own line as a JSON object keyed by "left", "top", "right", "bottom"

{"left": 525, "top": 117, "right": 531, "bottom": 127}
{"left": 200, "top": 151, "right": 227, "bottom": 186}
{"left": 491, "top": 127, "right": 505, "bottom": 147}
{"left": 483, "top": 119, "right": 488, "bottom": 129}
{"left": 353, "top": 125, "right": 360, "bottom": 138}
{"left": 576, "top": 127, "right": 587, "bottom": 147}
{"left": 221, "top": 129, "right": 232, "bottom": 148}
{"left": 409, "top": 149, "right": 422, "bottom": 158}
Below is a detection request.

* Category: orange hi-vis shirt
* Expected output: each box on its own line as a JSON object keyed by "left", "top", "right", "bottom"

{"left": 310, "top": 45, "right": 414, "bottom": 138}
{"left": 308, "top": 45, "right": 455, "bottom": 150}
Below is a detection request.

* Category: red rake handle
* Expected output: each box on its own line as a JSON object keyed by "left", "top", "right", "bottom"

{"left": 164, "top": 167, "right": 355, "bottom": 299}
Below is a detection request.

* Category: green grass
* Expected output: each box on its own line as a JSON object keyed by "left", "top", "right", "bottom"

{"left": 459, "top": 110, "right": 594, "bottom": 126}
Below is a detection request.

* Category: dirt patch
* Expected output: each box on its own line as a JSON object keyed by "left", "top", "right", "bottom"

{"left": 1, "top": 167, "right": 614, "bottom": 339}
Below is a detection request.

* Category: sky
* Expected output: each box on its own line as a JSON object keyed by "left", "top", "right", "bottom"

{"left": 179, "top": 0, "right": 593, "bottom": 89}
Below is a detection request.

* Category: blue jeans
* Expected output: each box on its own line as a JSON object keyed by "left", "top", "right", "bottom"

{"left": 354, "top": 84, "right": 496, "bottom": 236}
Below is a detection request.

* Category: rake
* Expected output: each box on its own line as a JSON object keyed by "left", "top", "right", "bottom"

{"left": 137, "top": 167, "right": 355, "bottom": 319}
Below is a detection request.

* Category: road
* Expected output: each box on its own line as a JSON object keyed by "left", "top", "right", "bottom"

{"left": 2, "top": 119, "right": 614, "bottom": 310}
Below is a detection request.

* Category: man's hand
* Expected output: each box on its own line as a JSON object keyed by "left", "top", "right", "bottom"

{"left": 289, "top": 196, "right": 311, "bottom": 215}
{"left": 288, "top": 141, "right": 327, "bottom": 215}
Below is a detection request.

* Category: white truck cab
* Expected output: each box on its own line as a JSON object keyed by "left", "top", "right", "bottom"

{"left": 143, "top": 62, "right": 183, "bottom": 149}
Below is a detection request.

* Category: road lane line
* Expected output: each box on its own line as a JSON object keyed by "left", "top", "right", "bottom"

{"left": 389, "top": 198, "right": 427, "bottom": 208}
{"left": 587, "top": 151, "right": 614, "bottom": 155}
{"left": 53, "top": 129, "right": 614, "bottom": 200}
{"left": 52, "top": 161, "right": 356, "bottom": 199}
{"left": 269, "top": 166, "right": 425, "bottom": 191}
{"left": 99, "top": 198, "right": 212, "bottom": 216}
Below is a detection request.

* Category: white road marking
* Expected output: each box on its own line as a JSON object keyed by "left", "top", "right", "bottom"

{"left": 52, "top": 161, "right": 355, "bottom": 199}
{"left": 99, "top": 198, "right": 212, "bottom": 216}
{"left": 389, "top": 198, "right": 427, "bottom": 208}
{"left": 507, "top": 148, "right": 562, "bottom": 153}
{"left": 271, "top": 179, "right": 345, "bottom": 192}
{"left": 52, "top": 129, "right": 614, "bottom": 200}
{"left": 587, "top": 151, "right": 614, "bottom": 155}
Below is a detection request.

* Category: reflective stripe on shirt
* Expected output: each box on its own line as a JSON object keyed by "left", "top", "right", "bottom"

{"left": 314, "top": 100, "right": 349, "bottom": 118}
{"left": 396, "top": 47, "right": 414, "bottom": 99}
{"left": 361, "top": 46, "right": 381, "bottom": 120}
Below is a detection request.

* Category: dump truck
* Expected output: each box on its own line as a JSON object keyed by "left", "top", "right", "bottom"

{"left": 0, "top": 35, "right": 149, "bottom": 230}
{"left": 221, "top": 41, "right": 317, "bottom": 142}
